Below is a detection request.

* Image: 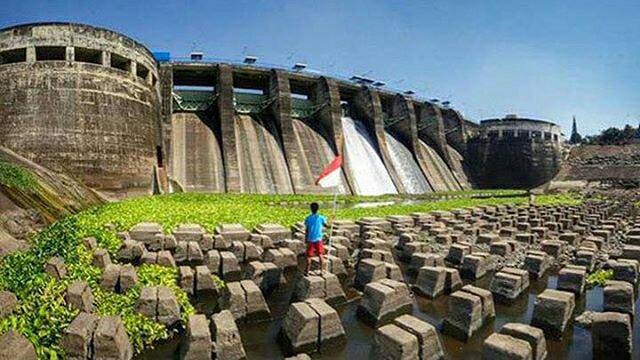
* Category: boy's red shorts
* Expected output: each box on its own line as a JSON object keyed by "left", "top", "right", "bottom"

{"left": 306, "top": 241, "right": 324, "bottom": 257}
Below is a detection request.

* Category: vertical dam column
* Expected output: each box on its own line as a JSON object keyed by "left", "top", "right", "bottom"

{"left": 353, "top": 86, "right": 405, "bottom": 193}
{"left": 267, "top": 69, "right": 302, "bottom": 192}
{"left": 387, "top": 94, "right": 432, "bottom": 193}
{"left": 216, "top": 64, "right": 241, "bottom": 192}
{"left": 416, "top": 102, "right": 453, "bottom": 168}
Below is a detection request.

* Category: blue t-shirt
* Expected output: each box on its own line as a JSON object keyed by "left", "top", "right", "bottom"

{"left": 304, "top": 213, "right": 327, "bottom": 242}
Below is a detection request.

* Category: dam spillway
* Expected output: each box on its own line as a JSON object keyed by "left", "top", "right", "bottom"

{"left": 234, "top": 114, "right": 294, "bottom": 194}
{"left": 384, "top": 132, "right": 431, "bottom": 194}
{"left": 0, "top": 22, "right": 566, "bottom": 195}
{"left": 342, "top": 116, "right": 398, "bottom": 195}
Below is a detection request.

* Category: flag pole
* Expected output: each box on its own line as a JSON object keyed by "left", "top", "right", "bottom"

{"left": 327, "top": 186, "right": 338, "bottom": 258}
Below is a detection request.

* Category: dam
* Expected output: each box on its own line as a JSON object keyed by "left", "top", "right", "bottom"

{"left": 0, "top": 22, "right": 565, "bottom": 195}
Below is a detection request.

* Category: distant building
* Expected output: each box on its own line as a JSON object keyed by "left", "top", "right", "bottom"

{"left": 568, "top": 116, "right": 582, "bottom": 144}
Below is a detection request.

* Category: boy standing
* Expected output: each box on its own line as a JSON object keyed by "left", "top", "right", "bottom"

{"left": 304, "top": 202, "right": 331, "bottom": 274}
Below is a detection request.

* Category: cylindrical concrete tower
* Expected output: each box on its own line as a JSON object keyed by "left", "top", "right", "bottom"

{"left": 0, "top": 22, "right": 160, "bottom": 191}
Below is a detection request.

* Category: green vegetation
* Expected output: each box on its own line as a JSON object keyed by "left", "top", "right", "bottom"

{"left": 586, "top": 269, "right": 614, "bottom": 287}
{"left": 0, "top": 160, "right": 38, "bottom": 192}
{"left": 0, "top": 191, "right": 581, "bottom": 359}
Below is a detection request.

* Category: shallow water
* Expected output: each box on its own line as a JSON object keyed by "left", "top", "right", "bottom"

{"left": 138, "top": 261, "right": 639, "bottom": 360}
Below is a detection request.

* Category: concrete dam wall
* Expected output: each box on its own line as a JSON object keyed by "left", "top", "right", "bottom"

{"left": 0, "top": 22, "right": 567, "bottom": 195}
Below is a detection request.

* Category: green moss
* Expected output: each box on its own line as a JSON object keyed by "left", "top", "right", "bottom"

{"left": 0, "top": 160, "right": 38, "bottom": 192}
{"left": 587, "top": 269, "right": 614, "bottom": 286}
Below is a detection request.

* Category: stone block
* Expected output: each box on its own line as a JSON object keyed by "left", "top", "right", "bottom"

{"left": 44, "top": 256, "right": 67, "bottom": 279}
{"left": 524, "top": 253, "right": 549, "bottom": 279}
{"left": 119, "top": 264, "right": 138, "bottom": 293}
{"left": 174, "top": 241, "right": 188, "bottom": 263}
{"left": 604, "top": 280, "right": 635, "bottom": 316}
{"left": 357, "top": 279, "right": 412, "bottom": 326}
{"left": 135, "top": 286, "right": 158, "bottom": 320}
{"left": 461, "top": 285, "right": 495, "bottom": 321}
{"left": 173, "top": 223, "right": 204, "bottom": 242}
{"left": 482, "top": 333, "right": 532, "bottom": 360}
{"left": 157, "top": 286, "right": 181, "bottom": 326}
{"left": 442, "top": 291, "right": 483, "bottom": 340}
{"left": 462, "top": 255, "right": 488, "bottom": 280}
{"left": 140, "top": 251, "right": 157, "bottom": 264}
{"left": 393, "top": 314, "right": 445, "bottom": 360}
{"left": 575, "top": 249, "right": 595, "bottom": 272}
{"left": 281, "top": 302, "right": 320, "bottom": 353}
{"left": 591, "top": 312, "right": 632, "bottom": 360}
{"left": 116, "top": 240, "right": 145, "bottom": 263}
{"left": 621, "top": 244, "right": 640, "bottom": 261}
{"left": 182, "top": 314, "right": 212, "bottom": 360}
{"left": 490, "top": 241, "right": 511, "bottom": 256}
{"left": 220, "top": 251, "right": 241, "bottom": 282}
{"left": 211, "top": 310, "right": 246, "bottom": 360}
{"left": 0, "top": 330, "right": 37, "bottom": 360}
{"left": 92, "top": 248, "right": 112, "bottom": 268}
{"left": 93, "top": 315, "right": 133, "bottom": 360}
{"left": 195, "top": 265, "right": 216, "bottom": 293}
{"left": 531, "top": 289, "right": 575, "bottom": 339}
{"left": 240, "top": 280, "right": 271, "bottom": 322}
{"left": 179, "top": 266, "right": 194, "bottom": 295}
{"left": 0, "top": 290, "right": 18, "bottom": 318}
{"left": 414, "top": 266, "right": 445, "bottom": 298}
{"left": 612, "top": 259, "right": 639, "bottom": 283}
{"left": 372, "top": 324, "right": 419, "bottom": 360}
{"left": 254, "top": 223, "right": 290, "bottom": 241}
{"left": 305, "top": 298, "right": 346, "bottom": 352}
{"left": 100, "top": 264, "right": 121, "bottom": 292}
{"left": 82, "top": 237, "right": 98, "bottom": 251}
{"left": 490, "top": 272, "right": 523, "bottom": 303}
{"left": 500, "top": 323, "right": 547, "bottom": 360}
{"left": 444, "top": 268, "right": 463, "bottom": 294}
{"left": 502, "top": 268, "right": 530, "bottom": 290}
{"left": 557, "top": 266, "right": 586, "bottom": 295}
{"left": 187, "top": 241, "right": 204, "bottom": 262}
{"left": 66, "top": 281, "right": 94, "bottom": 313}
{"left": 221, "top": 282, "right": 246, "bottom": 320}
{"left": 445, "top": 244, "right": 469, "bottom": 265}
{"left": 129, "top": 223, "right": 162, "bottom": 243}
{"left": 61, "top": 312, "right": 99, "bottom": 360}
{"left": 541, "top": 240, "right": 564, "bottom": 258}
{"left": 157, "top": 250, "right": 176, "bottom": 267}
{"left": 515, "top": 233, "right": 536, "bottom": 244}
{"left": 215, "top": 223, "right": 251, "bottom": 242}
{"left": 355, "top": 258, "right": 385, "bottom": 290}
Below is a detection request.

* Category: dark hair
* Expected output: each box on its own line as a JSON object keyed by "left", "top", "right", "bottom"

{"left": 310, "top": 202, "right": 319, "bottom": 213}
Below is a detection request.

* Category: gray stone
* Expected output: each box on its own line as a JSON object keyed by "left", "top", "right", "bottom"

{"left": 305, "top": 298, "right": 346, "bottom": 352}
{"left": 0, "top": 330, "right": 37, "bottom": 360}
{"left": 462, "top": 254, "right": 488, "bottom": 280}
{"left": 281, "top": 302, "right": 319, "bottom": 353}
{"left": 116, "top": 240, "right": 144, "bottom": 262}
{"left": 604, "top": 280, "right": 635, "bottom": 316}
{"left": 445, "top": 244, "right": 469, "bottom": 265}
{"left": 461, "top": 285, "right": 495, "bottom": 321}
{"left": 174, "top": 241, "right": 188, "bottom": 263}
{"left": 195, "top": 265, "right": 216, "bottom": 293}
{"left": 355, "top": 258, "right": 385, "bottom": 290}
{"left": 524, "top": 252, "right": 549, "bottom": 278}
{"left": 612, "top": 259, "right": 639, "bottom": 283}
{"left": 135, "top": 286, "right": 158, "bottom": 320}
{"left": 592, "top": 312, "right": 632, "bottom": 360}
{"left": 182, "top": 314, "right": 212, "bottom": 360}
{"left": 442, "top": 290, "right": 483, "bottom": 340}
{"left": 205, "top": 250, "right": 221, "bottom": 274}
{"left": 444, "top": 268, "right": 463, "bottom": 294}
{"left": 92, "top": 248, "right": 112, "bottom": 268}
{"left": 502, "top": 268, "right": 530, "bottom": 291}
{"left": 83, "top": 237, "right": 98, "bottom": 251}
{"left": 199, "top": 234, "right": 214, "bottom": 252}
{"left": 140, "top": 250, "right": 157, "bottom": 264}
{"left": 211, "top": 310, "right": 246, "bottom": 360}
{"left": 93, "top": 315, "right": 133, "bottom": 360}
{"left": 482, "top": 333, "right": 532, "bottom": 360}
{"left": 119, "top": 264, "right": 138, "bottom": 293}
{"left": 66, "top": 281, "right": 94, "bottom": 313}
{"left": 372, "top": 324, "right": 419, "bottom": 360}
{"left": 61, "top": 312, "right": 99, "bottom": 360}
{"left": 414, "top": 266, "right": 446, "bottom": 298}
{"left": 0, "top": 290, "right": 18, "bottom": 318}
{"left": 157, "top": 250, "right": 176, "bottom": 267}
{"left": 531, "top": 289, "right": 575, "bottom": 339}
{"left": 129, "top": 222, "right": 163, "bottom": 243}
{"left": 179, "top": 266, "right": 194, "bottom": 295}
{"left": 220, "top": 251, "right": 241, "bottom": 282}
{"left": 357, "top": 279, "right": 412, "bottom": 326}
{"left": 215, "top": 224, "right": 251, "bottom": 242}
{"left": 490, "top": 271, "right": 523, "bottom": 303}
{"left": 173, "top": 223, "right": 204, "bottom": 242}
{"left": 44, "top": 256, "right": 67, "bottom": 279}
{"left": 393, "top": 314, "right": 445, "bottom": 360}
{"left": 556, "top": 266, "right": 586, "bottom": 295}
{"left": 500, "top": 323, "right": 547, "bottom": 360}
{"left": 100, "top": 264, "right": 121, "bottom": 292}
{"left": 157, "top": 286, "right": 181, "bottom": 326}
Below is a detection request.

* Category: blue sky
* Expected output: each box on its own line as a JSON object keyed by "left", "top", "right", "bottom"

{"left": 3, "top": 0, "right": 639, "bottom": 135}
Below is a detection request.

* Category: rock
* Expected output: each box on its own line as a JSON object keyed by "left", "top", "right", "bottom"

{"left": 502, "top": 268, "right": 530, "bottom": 291}
{"left": 281, "top": 302, "right": 319, "bottom": 354}
{"left": 574, "top": 310, "right": 597, "bottom": 328}
{"left": 199, "top": 234, "right": 214, "bottom": 252}
{"left": 524, "top": 251, "right": 549, "bottom": 279}
{"left": 499, "top": 323, "right": 547, "bottom": 360}
{"left": 140, "top": 251, "right": 157, "bottom": 264}
{"left": 372, "top": 324, "right": 419, "bottom": 360}
{"left": 187, "top": 241, "right": 204, "bottom": 262}
{"left": 66, "top": 281, "right": 94, "bottom": 313}
{"left": 182, "top": 314, "right": 212, "bottom": 360}
{"left": 221, "top": 281, "right": 270, "bottom": 323}
{"left": 211, "top": 310, "right": 246, "bottom": 360}
{"left": 357, "top": 279, "right": 412, "bottom": 326}
{"left": 442, "top": 290, "right": 483, "bottom": 340}
{"left": 44, "top": 256, "right": 67, "bottom": 279}
{"left": 215, "top": 224, "right": 251, "bottom": 242}
{"left": 490, "top": 271, "right": 524, "bottom": 303}
{"left": 294, "top": 272, "right": 345, "bottom": 306}
{"left": 490, "top": 241, "right": 511, "bottom": 256}
{"left": 92, "top": 248, "right": 112, "bottom": 268}
{"left": 445, "top": 244, "right": 469, "bottom": 265}
{"left": 157, "top": 286, "right": 181, "bottom": 326}
{"left": 254, "top": 223, "right": 290, "bottom": 241}
{"left": 173, "top": 224, "right": 204, "bottom": 242}
{"left": 220, "top": 251, "right": 241, "bottom": 282}
{"left": 174, "top": 241, "right": 188, "bottom": 263}
{"left": 414, "top": 266, "right": 446, "bottom": 298}
{"left": 135, "top": 286, "right": 158, "bottom": 320}
{"left": 530, "top": 289, "right": 575, "bottom": 339}
{"left": 393, "top": 314, "right": 445, "bottom": 360}
{"left": 205, "top": 250, "right": 221, "bottom": 274}
{"left": 460, "top": 285, "right": 495, "bottom": 321}
{"left": 82, "top": 237, "right": 98, "bottom": 251}
{"left": 611, "top": 259, "right": 639, "bottom": 283}
{"left": 604, "top": 280, "right": 635, "bottom": 316}
{"left": 444, "top": 268, "right": 463, "bottom": 294}
{"left": 61, "top": 312, "right": 99, "bottom": 360}
{"left": 116, "top": 240, "right": 145, "bottom": 262}
{"left": 119, "top": 264, "right": 138, "bottom": 293}
{"left": 100, "top": 264, "right": 121, "bottom": 292}
{"left": 0, "top": 290, "right": 18, "bottom": 318}
{"left": 482, "top": 333, "right": 532, "bottom": 360}
{"left": 157, "top": 250, "right": 176, "bottom": 267}
{"left": 179, "top": 266, "right": 195, "bottom": 295}
{"left": 0, "top": 330, "right": 37, "bottom": 360}
{"left": 129, "top": 222, "right": 163, "bottom": 243}
{"left": 461, "top": 254, "right": 488, "bottom": 280}
{"left": 354, "top": 258, "right": 385, "bottom": 290}
{"left": 195, "top": 265, "right": 216, "bottom": 293}
{"left": 305, "top": 298, "right": 346, "bottom": 352}
{"left": 556, "top": 266, "right": 586, "bottom": 295}
{"left": 592, "top": 312, "right": 632, "bottom": 360}
{"left": 93, "top": 315, "right": 133, "bottom": 360}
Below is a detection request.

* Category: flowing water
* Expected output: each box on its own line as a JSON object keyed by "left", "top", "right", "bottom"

{"left": 292, "top": 118, "right": 349, "bottom": 194}
{"left": 341, "top": 116, "right": 397, "bottom": 195}
{"left": 235, "top": 114, "right": 294, "bottom": 194}
{"left": 384, "top": 132, "right": 432, "bottom": 194}
{"left": 418, "top": 140, "right": 461, "bottom": 192}
{"left": 170, "top": 113, "right": 225, "bottom": 192}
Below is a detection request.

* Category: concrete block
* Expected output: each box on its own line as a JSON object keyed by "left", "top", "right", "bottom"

{"left": 604, "top": 280, "right": 635, "bottom": 316}
{"left": 591, "top": 312, "right": 632, "bottom": 360}
{"left": 211, "top": 310, "right": 246, "bottom": 360}
{"left": 182, "top": 314, "right": 211, "bottom": 360}
{"left": 461, "top": 285, "right": 495, "bottom": 321}
{"left": 499, "top": 323, "right": 547, "bottom": 360}
{"left": 179, "top": 266, "right": 194, "bottom": 295}
{"left": 355, "top": 258, "right": 386, "bottom": 290}
{"left": 531, "top": 289, "right": 575, "bottom": 339}
{"left": 393, "top": 314, "right": 445, "bottom": 360}
{"left": 414, "top": 266, "right": 445, "bottom": 298}
{"left": 462, "top": 255, "right": 488, "bottom": 280}
{"left": 93, "top": 315, "right": 133, "bottom": 360}
{"left": 372, "top": 324, "right": 419, "bottom": 360}
{"left": 0, "top": 330, "right": 37, "bottom": 360}
{"left": 490, "top": 272, "right": 523, "bottom": 303}
{"left": 444, "top": 268, "right": 463, "bottom": 294}
{"left": 44, "top": 256, "right": 67, "bottom": 279}
{"left": 357, "top": 279, "right": 412, "bottom": 326}
{"left": 442, "top": 291, "right": 483, "bottom": 340}
{"left": 305, "top": 298, "right": 346, "bottom": 352}
{"left": 66, "top": 281, "right": 94, "bottom": 313}
{"left": 556, "top": 266, "right": 586, "bottom": 295}
{"left": 92, "top": 248, "right": 112, "bottom": 268}
{"left": 482, "top": 333, "right": 532, "bottom": 360}
{"left": 61, "top": 312, "right": 99, "bottom": 360}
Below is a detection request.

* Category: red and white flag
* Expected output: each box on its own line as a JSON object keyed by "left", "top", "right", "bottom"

{"left": 315, "top": 154, "right": 343, "bottom": 188}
